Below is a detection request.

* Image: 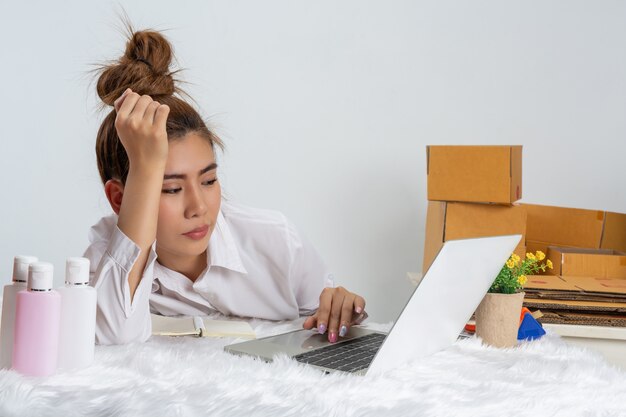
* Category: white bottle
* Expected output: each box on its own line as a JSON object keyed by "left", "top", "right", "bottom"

{"left": 57, "top": 257, "right": 97, "bottom": 370}
{"left": 0, "top": 255, "right": 38, "bottom": 369}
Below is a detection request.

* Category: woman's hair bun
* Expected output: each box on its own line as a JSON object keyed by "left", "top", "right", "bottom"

{"left": 96, "top": 30, "right": 177, "bottom": 106}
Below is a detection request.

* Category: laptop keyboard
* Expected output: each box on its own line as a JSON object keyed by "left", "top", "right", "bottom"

{"left": 293, "top": 332, "right": 386, "bottom": 373}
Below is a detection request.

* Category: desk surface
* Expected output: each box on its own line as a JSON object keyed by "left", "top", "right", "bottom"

{"left": 1, "top": 318, "right": 626, "bottom": 417}
{"left": 544, "top": 323, "right": 626, "bottom": 371}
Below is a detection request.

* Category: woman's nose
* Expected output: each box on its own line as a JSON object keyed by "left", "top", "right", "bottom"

{"left": 184, "top": 185, "right": 207, "bottom": 218}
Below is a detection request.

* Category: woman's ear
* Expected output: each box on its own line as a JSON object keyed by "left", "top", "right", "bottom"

{"left": 104, "top": 179, "right": 124, "bottom": 215}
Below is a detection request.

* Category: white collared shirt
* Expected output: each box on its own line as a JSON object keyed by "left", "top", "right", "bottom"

{"left": 84, "top": 200, "right": 334, "bottom": 345}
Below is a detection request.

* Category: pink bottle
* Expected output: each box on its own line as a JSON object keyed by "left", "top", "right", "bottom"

{"left": 12, "top": 262, "right": 61, "bottom": 377}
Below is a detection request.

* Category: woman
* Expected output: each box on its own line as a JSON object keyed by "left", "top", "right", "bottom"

{"left": 84, "top": 28, "right": 366, "bottom": 345}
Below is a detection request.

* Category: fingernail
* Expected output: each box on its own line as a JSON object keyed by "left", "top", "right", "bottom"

{"left": 355, "top": 306, "right": 363, "bottom": 314}
{"left": 117, "top": 88, "right": 130, "bottom": 101}
{"left": 339, "top": 325, "right": 347, "bottom": 337}
{"left": 318, "top": 324, "right": 326, "bottom": 334}
{"left": 329, "top": 332, "right": 337, "bottom": 343}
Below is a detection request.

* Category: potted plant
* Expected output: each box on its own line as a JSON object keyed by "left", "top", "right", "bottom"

{"left": 475, "top": 251, "right": 553, "bottom": 348}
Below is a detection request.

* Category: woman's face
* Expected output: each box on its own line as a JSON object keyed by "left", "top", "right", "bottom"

{"left": 155, "top": 132, "right": 221, "bottom": 261}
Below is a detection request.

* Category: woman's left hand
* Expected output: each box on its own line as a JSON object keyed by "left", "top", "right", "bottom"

{"left": 302, "top": 287, "right": 366, "bottom": 343}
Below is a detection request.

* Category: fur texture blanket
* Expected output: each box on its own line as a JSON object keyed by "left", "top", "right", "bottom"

{"left": 1, "top": 318, "right": 625, "bottom": 417}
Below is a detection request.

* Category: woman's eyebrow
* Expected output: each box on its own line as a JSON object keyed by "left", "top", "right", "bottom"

{"left": 164, "top": 162, "right": 218, "bottom": 180}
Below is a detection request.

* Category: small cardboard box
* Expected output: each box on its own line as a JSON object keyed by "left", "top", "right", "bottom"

{"left": 426, "top": 145, "right": 522, "bottom": 204}
{"left": 523, "top": 203, "right": 605, "bottom": 248}
{"left": 546, "top": 247, "right": 626, "bottom": 279}
{"left": 422, "top": 201, "right": 526, "bottom": 273}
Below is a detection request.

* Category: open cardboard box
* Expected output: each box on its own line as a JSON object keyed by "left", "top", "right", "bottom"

{"left": 524, "top": 274, "right": 626, "bottom": 302}
{"left": 422, "top": 201, "right": 526, "bottom": 273}
{"left": 426, "top": 145, "right": 522, "bottom": 205}
{"left": 523, "top": 203, "right": 626, "bottom": 252}
{"left": 546, "top": 246, "right": 626, "bottom": 279}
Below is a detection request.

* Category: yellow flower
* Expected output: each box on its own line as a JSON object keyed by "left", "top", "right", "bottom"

{"left": 511, "top": 253, "right": 521, "bottom": 265}
{"left": 546, "top": 259, "right": 553, "bottom": 269}
{"left": 535, "top": 251, "right": 546, "bottom": 261}
{"left": 526, "top": 252, "right": 536, "bottom": 261}
{"left": 506, "top": 259, "right": 515, "bottom": 269}
{"left": 518, "top": 275, "right": 528, "bottom": 286}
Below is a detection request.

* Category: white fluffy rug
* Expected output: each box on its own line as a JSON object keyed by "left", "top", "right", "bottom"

{"left": 1, "top": 318, "right": 626, "bottom": 417}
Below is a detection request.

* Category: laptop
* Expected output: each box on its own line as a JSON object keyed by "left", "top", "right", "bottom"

{"left": 225, "top": 234, "right": 522, "bottom": 375}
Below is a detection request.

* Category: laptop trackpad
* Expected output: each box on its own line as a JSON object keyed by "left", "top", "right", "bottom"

{"left": 266, "top": 328, "right": 372, "bottom": 354}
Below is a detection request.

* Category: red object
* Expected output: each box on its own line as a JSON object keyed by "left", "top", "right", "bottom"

{"left": 519, "top": 307, "right": 532, "bottom": 326}
{"left": 465, "top": 323, "right": 476, "bottom": 332}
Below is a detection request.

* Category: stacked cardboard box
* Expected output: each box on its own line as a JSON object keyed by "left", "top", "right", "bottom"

{"left": 422, "top": 145, "right": 526, "bottom": 274}
{"left": 521, "top": 203, "right": 626, "bottom": 326}
{"left": 421, "top": 145, "right": 626, "bottom": 328}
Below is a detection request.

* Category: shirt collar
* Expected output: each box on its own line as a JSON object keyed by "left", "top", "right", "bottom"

{"left": 206, "top": 209, "right": 248, "bottom": 274}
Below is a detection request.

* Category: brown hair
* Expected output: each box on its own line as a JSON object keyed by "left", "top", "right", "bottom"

{"left": 95, "top": 29, "right": 223, "bottom": 185}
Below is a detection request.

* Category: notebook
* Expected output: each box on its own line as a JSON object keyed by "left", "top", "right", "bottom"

{"left": 151, "top": 314, "right": 256, "bottom": 339}
{"left": 224, "top": 234, "right": 521, "bottom": 375}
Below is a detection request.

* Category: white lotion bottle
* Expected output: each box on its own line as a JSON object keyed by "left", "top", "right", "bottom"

{"left": 0, "top": 255, "right": 38, "bottom": 369}
{"left": 57, "top": 257, "right": 97, "bottom": 370}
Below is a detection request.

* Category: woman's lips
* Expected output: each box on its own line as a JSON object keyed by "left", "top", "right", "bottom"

{"left": 182, "top": 225, "right": 209, "bottom": 240}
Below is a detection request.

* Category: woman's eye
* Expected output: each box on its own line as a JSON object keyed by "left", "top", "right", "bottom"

{"left": 162, "top": 188, "right": 181, "bottom": 194}
{"left": 202, "top": 179, "right": 218, "bottom": 186}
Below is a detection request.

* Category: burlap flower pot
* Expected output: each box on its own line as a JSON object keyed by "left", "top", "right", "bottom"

{"left": 475, "top": 292, "right": 525, "bottom": 348}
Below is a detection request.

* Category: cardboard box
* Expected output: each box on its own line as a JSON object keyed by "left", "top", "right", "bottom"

{"left": 537, "top": 311, "right": 626, "bottom": 327}
{"left": 523, "top": 298, "right": 626, "bottom": 313}
{"left": 523, "top": 275, "right": 626, "bottom": 326}
{"left": 603, "top": 212, "right": 626, "bottom": 253}
{"left": 426, "top": 145, "right": 522, "bottom": 204}
{"left": 524, "top": 204, "right": 626, "bottom": 252}
{"left": 525, "top": 275, "right": 577, "bottom": 292}
{"left": 566, "top": 275, "right": 626, "bottom": 295}
{"left": 422, "top": 201, "right": 526, "bottom": 273}
{"left": 524, "top": 275, "right": 626, "bottom": 302}
{"left": 546, "top": 247, "right": 626, "bottom": 279}
{"left": 523, "top": 203, "right": 606, "bottom": 249}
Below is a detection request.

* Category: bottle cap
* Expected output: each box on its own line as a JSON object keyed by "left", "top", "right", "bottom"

{"left": 28, "top": 262, "right": 54, "bottom": 291}
{"left": 12, "top": 255, "right": 38, "bottom": 283}
{"left": 65, "top": 257, "right": 90, "bottom": 285}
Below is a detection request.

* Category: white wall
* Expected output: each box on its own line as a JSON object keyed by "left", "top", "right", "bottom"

{"left": 1, "top": 1, "right": 625, "bottom": 322}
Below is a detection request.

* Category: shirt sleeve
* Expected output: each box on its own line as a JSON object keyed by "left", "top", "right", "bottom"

{"left": 84, "top": 223, "right": 157, "bottom": 345}
{"left": 286, "top": 220, "right": 335, "bottom": 315}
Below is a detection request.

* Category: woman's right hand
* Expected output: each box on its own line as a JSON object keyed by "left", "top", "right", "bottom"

{"left": 113, "top": 88, "right": 170, "bottom": 169}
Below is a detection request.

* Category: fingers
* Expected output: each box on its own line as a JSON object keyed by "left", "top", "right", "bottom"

{"left": 315, "top": 288, "right": 333, "bottom": 335}
{"left": 327, "top": 288, "right": 345, "bottom": 344}
{"left": 114, "top": 88, "right": 131, "bottom": 112}
{"left": 339, "top": 292, "right": 356, "bottom": 338}
{"left": 311, "top": 287, "right": 367, "bottom": 344}
{"left": 131, "top": 95, "right": 155, "bottom": 121}
{"left": 154, "top": 104, "right": 170, "bottom": 130}
{"left": 115, "top": 91, "right": 141, "bottom": 120}
{"left": 143, "top": 100, "right": 161, "bottom": 123}
{"left": 302, "top": 314, "right": 317, "bottom": 330}
{"left": 116, "top": 92, "right": 153, "bottom": 122}
{"left": 353, "top": 295, "right": 366, "bottom": 317}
